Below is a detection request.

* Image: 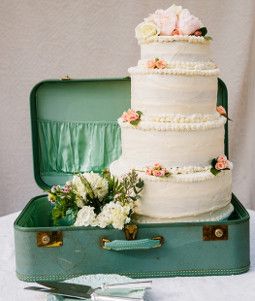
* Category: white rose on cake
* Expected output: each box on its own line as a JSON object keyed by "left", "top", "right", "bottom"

{"left": 135, "top": 21, "right": 160, "bottom": 40}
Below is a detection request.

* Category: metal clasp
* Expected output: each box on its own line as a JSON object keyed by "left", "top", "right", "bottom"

{"left": 37, "top": 231, "right": 63, "bottom": 247}
{"left": 61, "top": 75, "right": 71, "bottom": 80}
{"left": 124, "top": 224, "right": 138, "bottom": 240}
{"left": 203, "top": 225, "right": 228, "bottom": 241}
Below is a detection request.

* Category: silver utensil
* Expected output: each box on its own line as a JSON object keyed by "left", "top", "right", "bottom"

{"left": 25, "top": 279, "right": 152, "bottom": 301}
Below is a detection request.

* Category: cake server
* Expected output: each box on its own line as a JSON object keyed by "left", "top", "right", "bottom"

{"left": 25, "top": 279, "right": 152, "bottom": 300}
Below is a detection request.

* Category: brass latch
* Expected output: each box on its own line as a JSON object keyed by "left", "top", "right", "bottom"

{"left": 124, "top": 224, "right": 138, "bottom": 240}
{"left": 37, "top": 231, "right": 63, "bottom": 247}
{"left": 203, "top": 225, "right": 228, "bottom": 241}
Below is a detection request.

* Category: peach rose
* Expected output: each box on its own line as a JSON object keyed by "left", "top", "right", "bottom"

{"left": 147, "top": 59, "right": 156, "bottom": 68}
{"left": 121, "top": 109, "right": 139, "bottom": 123}
{"left": 152, "top": 169, "right": 165, "bottom": 177}
{"left": 177, "top": 9, "right": 203, "bottom": 35}
{"left": 194, "top": 30, "right": 202, "bottom": 36}
{"left": 216, "top": 106, "right": 227, "bottom": 116}
{"left": 171, "top": 28, "right": 182, "bottom": 36}
{"left": 146, "top": 168, "right": 153, "bottom": 175}
{"left": 217, "top": 155, "right": 227, "bottom": 163}
{"left": 154, "top": 163, "right": 162, "bottom": 169}
{"left": 215, "top": 161, "right": 227, "bottom": 170}
{"left": 155, "top": 59, "right": 167, "bottom": 69}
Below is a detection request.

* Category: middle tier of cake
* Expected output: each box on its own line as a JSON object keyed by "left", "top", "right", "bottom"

{"left": 117, "top": 116, "right": 226, "bottom": 169}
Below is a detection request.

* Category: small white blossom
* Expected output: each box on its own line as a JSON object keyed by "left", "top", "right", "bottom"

{"left": 74, "top": 206, "right": 96, "bottom": 227}
{"left": 95, "top": 202, "right": 132, "bottom": 230}
{"left": 72, "top": 175, "right": 87, "bottom": 200}
{"left": 83, "top": 172, "right": 108, "bottom": 200}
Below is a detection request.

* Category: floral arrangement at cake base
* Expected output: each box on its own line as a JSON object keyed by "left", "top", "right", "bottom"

{"left": 47, "top": 170, "right": 144, "bottom": 230}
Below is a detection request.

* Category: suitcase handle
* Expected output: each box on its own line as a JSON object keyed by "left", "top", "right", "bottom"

{"left": 101, "top": 236, "right": 164, "bottom": 251}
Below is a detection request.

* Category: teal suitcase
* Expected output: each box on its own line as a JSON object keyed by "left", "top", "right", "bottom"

{"left": 14, "top": 77, "right": 250, "bottom": 282}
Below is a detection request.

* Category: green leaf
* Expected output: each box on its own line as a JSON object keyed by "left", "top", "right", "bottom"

{"left": 136, "top": 179, "right": 144, "bottom": 189}
{"left": 210, "top": 167, "right": 221, "bottom": 176}
{"left": 136, "top": 111, "right": 143, "bottom": 117}
{"left": 211, "top": 158, "right": 217, "bottom": 167}
{"left": 199, "top": 27, "right": 208, "bottom": 36}
{"left": 130, "top": 119, "right": 140, "bottom": 126}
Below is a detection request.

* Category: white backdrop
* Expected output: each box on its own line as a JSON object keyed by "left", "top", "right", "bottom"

{"left": 0, "top": 0, "right": 255, "bottom": 216}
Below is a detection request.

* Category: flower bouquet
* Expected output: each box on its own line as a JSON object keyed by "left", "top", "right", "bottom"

{"left": 47, "top": 170, "right": 144, "bottom": 230}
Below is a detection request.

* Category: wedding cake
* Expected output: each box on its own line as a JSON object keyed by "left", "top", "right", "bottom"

{"left": 110, "top": 5, "right": 234, "bottom": 223}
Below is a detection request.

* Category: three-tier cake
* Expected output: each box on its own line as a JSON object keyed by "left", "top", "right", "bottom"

{"left": 110, "top": 5, "right": 233, "bottom": 223}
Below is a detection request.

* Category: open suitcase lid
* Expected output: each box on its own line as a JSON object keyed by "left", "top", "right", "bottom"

{"left": 30, "top": 77, "right": 228, "bottom": 190}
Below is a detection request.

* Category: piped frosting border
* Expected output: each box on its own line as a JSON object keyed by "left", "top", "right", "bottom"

{"left": 118, "top": 115, "right": 226, "bottom": 131}
{"left": 138, "top": 35, "right": 210, "bottom": 45}
{"left": 129, "top": 66, "right": 219, "bottom": 76}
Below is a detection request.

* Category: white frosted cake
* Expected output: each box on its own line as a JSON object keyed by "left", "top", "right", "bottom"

{"left": 110, "top": 5, "right": 234, "bottom": 223}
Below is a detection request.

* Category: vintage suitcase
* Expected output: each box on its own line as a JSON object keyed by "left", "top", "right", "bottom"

{"left": 14, "top": 77, "right": 250, "bottom": 282}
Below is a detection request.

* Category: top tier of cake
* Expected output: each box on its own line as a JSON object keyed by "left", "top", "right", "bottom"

{"left": 129, "top": 5, "right": 218, "bottom": 118}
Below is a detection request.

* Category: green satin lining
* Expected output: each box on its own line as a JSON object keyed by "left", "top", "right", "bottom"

{"left": 37, "top": 119, "right": 121, "bottom": 174}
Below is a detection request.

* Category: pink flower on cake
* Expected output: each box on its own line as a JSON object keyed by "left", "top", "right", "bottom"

{"left": 194, "top": 30, "right": 202, "bottom": 36}
{"left": 146, "top": 168, "right": 153, "bottom": 176}
{"left": 177, "top": 9, "right": 203, "bottom": 35}
{"left": 147, "top": 58, "right": 167, "bottom": 69}
{"left": 148, "top": 9, "right": 177, "bottom": 36}
{"left": 210, "top": 155, "right": 233, "bottom": 175}
{"left": 217, "top": 154, "right": 227, "bottom": 163}
{"left": 121, "top": 109, "right": 142, "bottom": 126}
{"left": 216, "top": 106, "right": 232, "bottom": 121}
{"left": 171, "top": 28, "right": 182, "bottom": 36}
{"left": 145, "top": 164, "right": 170, "bottom": 177}
{"left": 215, "top": 161, "right": 227, "bottom": 170}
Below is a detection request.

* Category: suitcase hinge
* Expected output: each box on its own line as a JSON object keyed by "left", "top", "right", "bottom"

{"left": 124, "top": 224, "right": 138, "bottom": 240}
{"left": 203, "top": 225, "right": 228, "bottom": 241}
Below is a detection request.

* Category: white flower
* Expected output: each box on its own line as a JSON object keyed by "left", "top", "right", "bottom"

{"left": 72, "top": 175, "right": 87, "bottom": 200}
{"left": 83, "top": 172, "right": 108, "bottom": 200}
{"left": 95, "top": 202, "right": 132, "bottom": 230}
{"left": 177, "top": 9, "right": 203, "bottom": 35}
{"left": 135, "top": 22, "right": 160, "bottom": 40}
{"left": 74, "top": 206, "right": 96, "bottom": 227}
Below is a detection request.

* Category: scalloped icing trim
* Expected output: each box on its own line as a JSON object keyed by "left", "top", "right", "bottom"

{"left": 141, "top": 112, "right": 220, "bottom": 123}
{"left": 118, "top": 115, "right": 226, "bottom": 131}
{"left": 128, "top": 66, "right": 219, "bottom": 76}
{"left": 138, "top": 60, "right": 218, "bottom": 71}
{"left": 138, "top": 169, "right": 230, "bottom": 183}
{"left": 135, "top": 203, "right": 234, "bottom": 223}
{"left": 137, "top": 35, "right": 210, "bottom": 45}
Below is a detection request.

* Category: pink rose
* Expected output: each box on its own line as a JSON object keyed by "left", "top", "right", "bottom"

{"left": 146, "top": 168, "right": 153, "bottom": 175}
{"left": 151, "top": 9, "right": 177, "bottom": 36}
{"left": 171, "top": 28, "right": 182, "bottom": 36}
{"left": 154, "top": 163, "right": 162, "bottom": 169}
{"left": 121, "top": 111, "right": 130, "bottom": 122}
{"left": 215, "top": 161, "right": 227, "bottom": 170}
{"left": 194, "top": 30, "right": 202, "bottom": 36}
{"left": 177, "top": 9, "right": 203, "bottom": 35}
{"left": 217, "top": 155, "right": 227, "bottom": 163}
{"left": 121, "top": 109, "right": 139, "bottom": 123}
{"left": 216, "top": 106, "right": 227, "bottom": 116}
{"left": 147, "top": 59, "right": 156, "bottom": 68}
{"left": 152, "top": 169, "right": 165, "bottom": 177}
{"left": 155, "top": 59, "right": 167, "bottom": 69}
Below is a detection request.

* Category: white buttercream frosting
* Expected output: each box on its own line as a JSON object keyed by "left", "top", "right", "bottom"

{"left": 131, "top": 73, "right": 218, "bottom": 116}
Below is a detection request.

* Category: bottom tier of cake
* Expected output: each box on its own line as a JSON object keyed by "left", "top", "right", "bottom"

{"left": 110, "top": 160, "right": 233, "bottom": 223}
